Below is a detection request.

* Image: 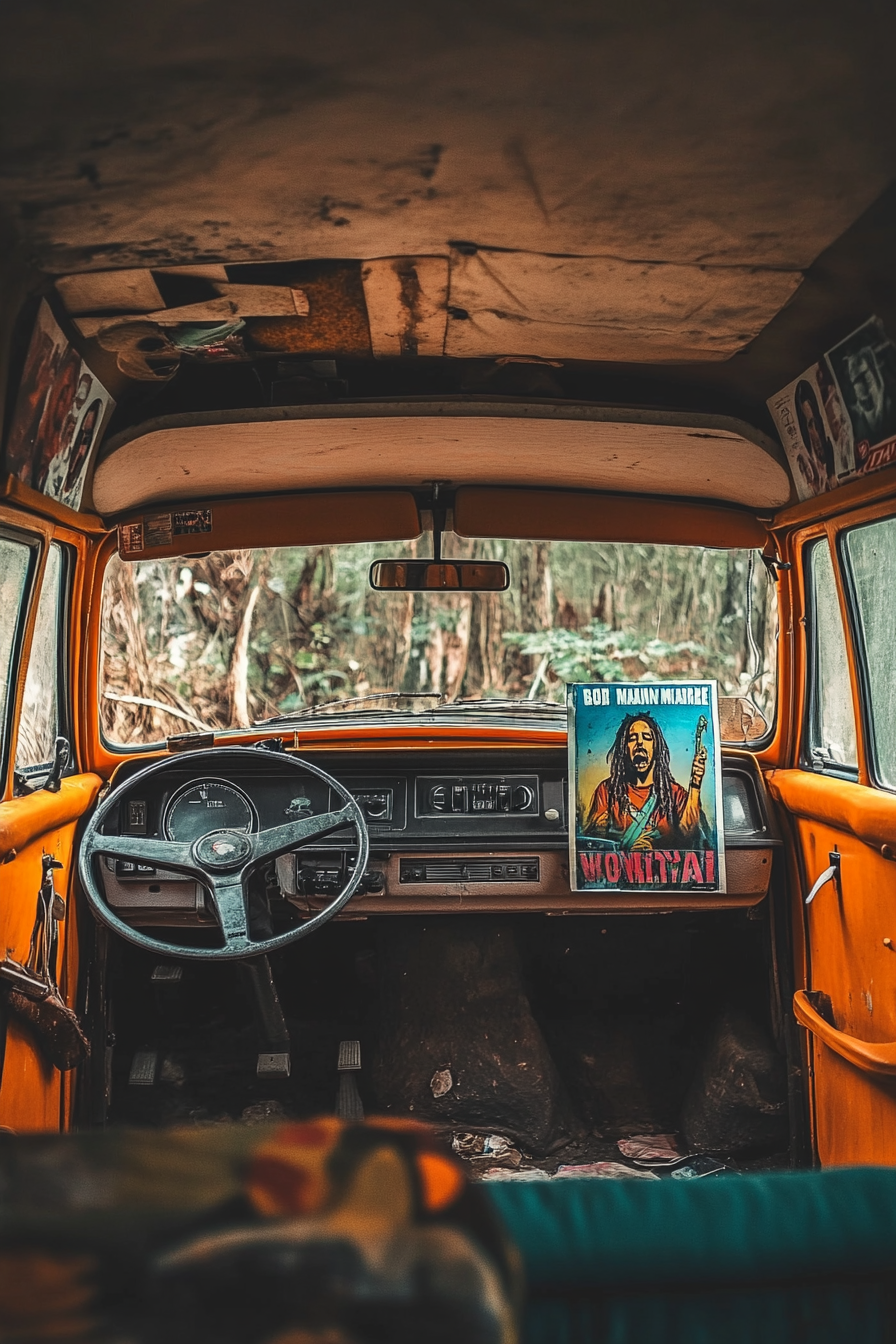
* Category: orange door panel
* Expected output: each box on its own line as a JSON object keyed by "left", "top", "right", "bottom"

{"left": 0, "top": 502, "right": 105, "bottom": 1131}
{"left": 0, "top": 776, "right": 102, "bottom": 1129}
{"left": 772, "top": 497, "right": 896, "bottom": 1167}
{"left": 769, "top": 770, "right": 896, "bottom": 1164}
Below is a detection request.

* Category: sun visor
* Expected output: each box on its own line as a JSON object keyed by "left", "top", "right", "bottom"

{"left": 454, "top": 487, "right": 769, "bottom": 549}
{"left": 112, "top": 490, "right": 422, "bottom": 561}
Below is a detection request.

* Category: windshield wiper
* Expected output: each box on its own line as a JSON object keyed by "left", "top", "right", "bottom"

{"left": 433, "top": 698, "right": 565, "bottom": 714}
{"left": 254, "top": 692, "right": 445, "bottom": 724}
{"left": 254, "top": 693, "right": 568, "bottom": 727}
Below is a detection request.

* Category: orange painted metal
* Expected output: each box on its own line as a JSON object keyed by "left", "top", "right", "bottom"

{"left": 0, "top": 472, "right": 106, "bottom": 535}
{"left": 0, "top": 503, "right": 103, "bottom": 1130}
{"left": 793, "top": 991, "right": 896, "bottom": 1074}
{"left": 770, "top": 489, "right": 896, "bottom": 1166}
{"left": 0, "top": 774, "right": 103, "bottom": 863}
{"left": 0, "top": 822, "right": 76, "bottom": 1131}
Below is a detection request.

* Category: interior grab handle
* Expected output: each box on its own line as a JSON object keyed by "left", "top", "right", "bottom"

{"left": 805, "top": 851, "right": 841, "bottom": 905}
{"left": 793, "top": 990, "right": 896, "bottom": 1075}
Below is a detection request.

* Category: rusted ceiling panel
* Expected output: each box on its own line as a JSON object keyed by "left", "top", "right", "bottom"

{"left": 2, "top": 2, "right": 896, "bottom": 368}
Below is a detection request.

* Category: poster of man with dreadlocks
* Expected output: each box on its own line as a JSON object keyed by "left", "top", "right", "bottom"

{"left": 568, "top": 680, "right": 726, "bottom": 893}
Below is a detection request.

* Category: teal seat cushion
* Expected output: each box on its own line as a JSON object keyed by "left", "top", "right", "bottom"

{"left": 486, "top": 1169, "right": 896, "bottom": 1344}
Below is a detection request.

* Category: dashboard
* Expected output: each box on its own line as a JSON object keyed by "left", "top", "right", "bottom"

{"left": 99, "top": 747, "right": 778, "bottom": 923}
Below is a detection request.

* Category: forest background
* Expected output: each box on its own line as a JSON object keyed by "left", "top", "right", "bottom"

{"left": 101, "top": 538, "right": 776, "bottom": 744}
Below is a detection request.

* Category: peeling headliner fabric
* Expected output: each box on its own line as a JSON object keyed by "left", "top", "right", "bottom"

{"left": 92, "top": 404, "right": 790, "bottom": 515}
{"left": 3, "top": 0, "right": 896, "bottom": 494}
{"left": 3, "top": 1, "right": 894, "bottom": 278}
{"left": 3, "top": 3, "right": 896, "bottom": 366}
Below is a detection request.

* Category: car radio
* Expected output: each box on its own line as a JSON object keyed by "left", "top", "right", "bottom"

{"left": 416, "top": 775, "right": 539, "bottom": 817}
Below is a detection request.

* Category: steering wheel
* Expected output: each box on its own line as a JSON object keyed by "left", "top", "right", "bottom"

{"left": 78, "top": 749, "right": 369, "bottom": 961}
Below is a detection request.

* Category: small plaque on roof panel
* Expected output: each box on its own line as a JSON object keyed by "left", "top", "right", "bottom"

{"left": 119, "top": 522, "right": 144, "bottom": 556}
{"left": 174, "top": 508, "right": 212, "bottom": 536}
{"left": 144, "top": 512, "right": 173, "bottom": 547}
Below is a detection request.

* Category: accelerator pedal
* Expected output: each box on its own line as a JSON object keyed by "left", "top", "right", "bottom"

{"left": 128, "top": 1049, "right": 158, "bottom": 1087}
{"left": 336, "top": 1039, "right": 364, "bottom": 1120}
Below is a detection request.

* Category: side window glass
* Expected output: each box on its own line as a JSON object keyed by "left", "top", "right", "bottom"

{"left": 842, "top": 517, "right": 896, "bottom": 790}
{"left": 805, "top": 538, "right": 857, "bottom": 775}
{"left": 0, "top": 537, "right": 34, "bottom": 773}
{"left": 15, "top": 543, "right": 65, "bottom": 778}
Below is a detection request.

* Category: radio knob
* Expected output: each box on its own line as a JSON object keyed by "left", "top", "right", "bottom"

{"left": 430, "top": 785, "right": 448, "bottom": 812}
{"left": 512, "top": 785, "right": 533, "bottom": 811}
{"left": 361, "top": 792, "right": 389, "bottom": 819}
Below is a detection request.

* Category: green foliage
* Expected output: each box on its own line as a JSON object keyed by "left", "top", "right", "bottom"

{"left": 101, "top": 538, "right": 777, "bottom": 743}
{"left": 503, "top": 622, "right": 715, "bottom": 687}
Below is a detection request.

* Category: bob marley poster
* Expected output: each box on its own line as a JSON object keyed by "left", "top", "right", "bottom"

{"left": 568, "top": 681, "right": 726, "bottom": 893}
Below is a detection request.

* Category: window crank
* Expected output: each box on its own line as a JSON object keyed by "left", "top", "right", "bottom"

{"left": 805, "top": 851, "right": 841, "bottom": 905}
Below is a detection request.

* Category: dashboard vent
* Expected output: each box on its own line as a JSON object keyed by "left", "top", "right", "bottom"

{"left": 399, "top": 858, "right": 540, "bottom": 883}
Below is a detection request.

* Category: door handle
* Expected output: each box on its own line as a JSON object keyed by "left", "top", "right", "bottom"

{"left": 793, "top": 990, "right": 896, "bottom": 1075}
{"left": 805, "top": 851, "right": 841, "bottom": 905}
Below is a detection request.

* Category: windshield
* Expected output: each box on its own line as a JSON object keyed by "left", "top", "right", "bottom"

{"left": 100, "top": 538, "right": 776, "bottom": 745}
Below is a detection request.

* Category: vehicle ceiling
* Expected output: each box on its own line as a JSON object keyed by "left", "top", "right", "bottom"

{"left": 2, "top": 0, "right": 896, "bottom": 509}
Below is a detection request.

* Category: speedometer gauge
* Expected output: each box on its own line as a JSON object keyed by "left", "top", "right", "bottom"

{"left": 164, "top": 779, "right": 257, "bottom": 844}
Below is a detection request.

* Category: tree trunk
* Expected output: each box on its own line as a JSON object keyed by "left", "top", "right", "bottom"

{"left": 227, "top": 582, "right": 261, "bottom": 727}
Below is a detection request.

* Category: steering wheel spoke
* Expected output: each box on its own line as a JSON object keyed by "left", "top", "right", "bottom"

{"left": 252, "top": 804, "right": 355, "bottom": 863}
{"left": 207, "top": 874, "right": 251, "bottom": 953}
{"left": 92, "top": 833, "right": 196, "bottom": 873}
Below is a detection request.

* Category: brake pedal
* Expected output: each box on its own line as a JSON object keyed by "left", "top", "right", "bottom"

{"left": 150, "top": 964, "right": 183, "bottom": 983}
{"left": 129, "top": 1049, "right": 158, "bottom": 1086}
{"left": 257, "top": 1051, "right": 291, "bottom": 1078}
{"left": 336, "top": 1039, "right": 364, "bottom": 1120}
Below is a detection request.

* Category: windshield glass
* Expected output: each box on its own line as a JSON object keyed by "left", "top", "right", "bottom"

{"left": 100, "top": 538, "right": 776, "bottom": 745}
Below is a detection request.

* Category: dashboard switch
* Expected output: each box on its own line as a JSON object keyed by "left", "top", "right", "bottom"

{"left": 127, "top": 800, "right": 147, "bottom": 833}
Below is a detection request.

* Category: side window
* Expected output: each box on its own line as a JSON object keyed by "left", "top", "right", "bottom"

{"left": 0, "top": 535, "right": 36, "bottom": 777}
{"left": 842, "top": 517, "right": 896, "bottom": 790}
{"left": 15, "top": 543, "right": 67, "bottom": 782}
{"left": 804, "top": 537, "right": 857, "bottom": 775}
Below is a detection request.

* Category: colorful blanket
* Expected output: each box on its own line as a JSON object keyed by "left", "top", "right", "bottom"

{"left": 0, "top": 1117, "right": 520, "bottom": 1343}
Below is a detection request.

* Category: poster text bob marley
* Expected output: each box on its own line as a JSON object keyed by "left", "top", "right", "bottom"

{"left": 568, "top": 681, "right": 726, "bottom": 893}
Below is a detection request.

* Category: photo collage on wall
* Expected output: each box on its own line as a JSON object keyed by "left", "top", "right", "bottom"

{"left": 4, "top": 300, "right": 115, "bottom": 511}
{"left": 568, "top": 680, "right": 726, "bottom": 894}
{"left": 768, "top": 316, "right": 896, "bottom": 501}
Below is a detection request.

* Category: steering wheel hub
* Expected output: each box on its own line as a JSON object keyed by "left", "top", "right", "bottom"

{"left": 194, "top": 829, "right": 253, "bottom": 870}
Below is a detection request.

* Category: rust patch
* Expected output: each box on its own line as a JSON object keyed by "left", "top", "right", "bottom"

{"left": 246, "top": 262, "right": 372, "bottom": 357}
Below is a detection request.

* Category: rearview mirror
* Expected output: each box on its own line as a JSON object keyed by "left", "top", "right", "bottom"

{"left": 369, "top": 560, "right": 510, "bottom": 591}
